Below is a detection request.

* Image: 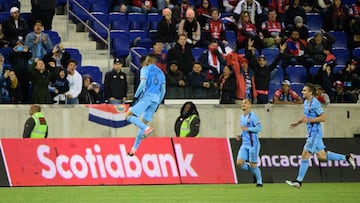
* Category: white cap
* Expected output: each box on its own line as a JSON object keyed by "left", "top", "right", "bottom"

{"left": 10, "top": 7, "right": 19, "bottom": 13}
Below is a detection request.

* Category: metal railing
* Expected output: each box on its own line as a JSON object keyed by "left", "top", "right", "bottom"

{"left": 66, "top": 0, "right": 111, "bottom": 70}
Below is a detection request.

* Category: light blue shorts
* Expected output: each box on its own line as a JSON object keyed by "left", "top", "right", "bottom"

{"left": 237, "top": 144, "right": 260, "bottom": 163}
{"left": 304, "top": 136, "right": 326, "bottom": 154}
{"left": 130, "top": 97, "right": 159, "bottom": 122}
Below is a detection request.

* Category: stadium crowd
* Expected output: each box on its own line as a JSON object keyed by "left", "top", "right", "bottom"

{"left": 0, "top": 0, "right": 359, "bottom": 104}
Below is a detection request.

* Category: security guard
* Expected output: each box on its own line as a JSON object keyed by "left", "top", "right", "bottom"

{"left": 174, "top": 101, "right": 200, "bottom": 137}
{"left": 23, "top": 104, "right": 48, "bottom": 138}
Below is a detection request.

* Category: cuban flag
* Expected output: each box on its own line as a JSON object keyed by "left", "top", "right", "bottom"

{"left": 87, "top": 104, "right": 130, "bottom": 128}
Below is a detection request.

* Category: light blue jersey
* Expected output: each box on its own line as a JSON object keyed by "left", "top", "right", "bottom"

{"left": 240, "top": 112, "right": 261, "bottom": 146}
{"left": 136, "top": 64, "right": 166, "bottom": 104}
{"left": 304, "top": 97, "right": 324, "bottom": 138}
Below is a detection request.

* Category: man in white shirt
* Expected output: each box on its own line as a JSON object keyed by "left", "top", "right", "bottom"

{"left": 65, "top": 59, "right": 82, "bottom": 104}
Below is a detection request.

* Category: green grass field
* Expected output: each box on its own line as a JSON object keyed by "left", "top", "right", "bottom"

{"left": 1, "top": 183, "right": 360, "bottom": 203}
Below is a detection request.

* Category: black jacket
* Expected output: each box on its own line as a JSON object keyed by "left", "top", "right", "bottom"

{"left": 104, "top": 70, "right": 128, "bottom": 100}
{"left": 167, "top": 43, "right": 194, "bottom": 75}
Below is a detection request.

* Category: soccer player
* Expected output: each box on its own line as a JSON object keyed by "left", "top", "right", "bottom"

{"left": 286, "top": 83, "right": 356, "bottom": 188}
{"left": 236, "top": 99, "right": 263, "bottom": 187}
{"left": 126, "top": 53, "right": 166, "bottom": 156}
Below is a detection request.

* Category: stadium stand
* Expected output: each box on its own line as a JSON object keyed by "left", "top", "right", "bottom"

{"left": 352, "top": 48, "right": 360, "bottom": 59}
{"left": 110, "top": 30, "right": 131, "bottom": 59}
{"left": 286, "top": 65, "right": 308, "bottom": 84}
{"left": 65, "top": 48, "right": 83, "bottom": 66}
{"left": 77, "top": 65, "right": 103, "bottom": 85}
{"left": 44, "top": 30, "right": 62, "bottom": 45}
{"left": 306, "top": 13, "right": 322, "bottom": 31}
{"left": 147, "top": 13, "right": 162, "bottom": 30}
{"left": 261, "top": 48, "right": 280, "bottom": 65}
{"left": 128, "top": 12, "right": 148, "bottom": 31}
{"left": 192, "top": 47, "right": 205, "bottom": 62}
{"left": 332, "top": 48, "right": 351, "bottom": 65}
{"left": 330, "top": 31, "right": 348, "bottom": 48}
{"left": 109, "top": 12, "right": 129, "bottom": 31}
{"left": 0, "top": 47, "right": 12, "bottom": 63}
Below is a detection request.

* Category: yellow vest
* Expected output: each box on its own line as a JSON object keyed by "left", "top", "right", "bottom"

{"left": 30, "top": 112, "right": 48, "bottom": 138}
{"left": 179, "top": 115, "right": 199, "bottom": 137}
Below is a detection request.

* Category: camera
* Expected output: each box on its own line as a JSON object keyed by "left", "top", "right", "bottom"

{"left": 343, "top": 82, "right": 352, "bottom": 87}
{"left": 16, "top": 46, "right": 24, "bottom": 51}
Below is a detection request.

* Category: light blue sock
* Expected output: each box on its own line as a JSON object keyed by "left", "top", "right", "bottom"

{"left": 127, "top": 115, "right": 147, "bottom": 130}
{"left": 250, "top": 167, "right": 262, "bottom": 184}
{"left": 240, "top": 163, "right": 251, "bottom": 172}
{"left": 132, "top": 129, "right": 144, "bottom": 150}
{"left": 296, "top": 159, "right": 309, "bottom": 182}
{"left": 327, "top": 151, "right": 346, "bottom": 161}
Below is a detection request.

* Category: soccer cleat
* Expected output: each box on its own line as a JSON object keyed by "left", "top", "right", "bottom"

{"left": 256, "top": 184, "right": 263, "bottom": 188}
{"left": 346, "top": 153, "right": 356, "bottom": 170}
{"left": 142, "top": 127, "right": 154, "bottom": 139}
{"left": 127, "top": 148, "right": 137, "bottom": 156}
{"left": 285, "top": 180, "right": 302, "bottom": 188}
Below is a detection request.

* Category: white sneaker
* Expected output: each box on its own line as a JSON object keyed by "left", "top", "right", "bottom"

{"left": 347, "top": 153, "right": 356, "bottom": 170}
{"left": 285, "top": 180, "right": 302, "bottom": 188}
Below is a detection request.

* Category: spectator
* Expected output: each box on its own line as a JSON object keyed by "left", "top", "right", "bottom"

{"left": 233, "top": 0, "right": 263, "bottom": 28}
{"left": 25, "top": 20, "right": 53, "bottom": 64}
{"left": 236, "top": 11, "right": 264, "bottom": 51}
{"left": 260, "top": 9, "right": 286, "bottom": 48}
{"left": 307, "top": 30, "right": 336, "bottom": 66}
{"left": 246, "top": 39, "right": 286, "bottom": 104}
{"left": 218, "top": 65, "right": 237, "bottom": 104}
{"left": 331, "top": 80, "right": 357, "bottom": 103}
{"left": 314, "top": 84, "right": 330, "bottom": 104}
{"left": 127, "top": 0, "right": 158, "bottom": 14}
{"left": 3, "top": 7, "right": 29, "bottom": 47}
{"left": 78, "top": 74, "right": 101, "bottom": 104}
{"left": 234, "top": 57, "right": 257, "bottom": 103}
{"left": 186, "top": 63, "right": 211, "bottom": 98}
{"left": 178, "top": 8, "right": 201, "bottom": 46}
{"left": 0, "top": 69, "right": 11, "bottom": 103}
{"left": 0, "top": 23, "right": 10, "bottom": 48}
{"left": 167, "top": 34, "right": 194, "bottom": 75}
{"left": 273, "top": 80, "right": 303, "bottom": 104}
{"left": 289, "top": 16, "right": 309, "bottom": 41}
{"left": 203, "top": 8, "right": 228, "bottom": 50}
{"left": 166, "top": 60, "right": 186, "bottom": 89}
{"left": 65, "top": 59, "right": 82, "bottom": 104}
{"left": 30, "top": 0, "right": 56, "bottom": 30}
{"left": 284, "top": 0, "right": 307, "bottom": 29}
{"left": 348, "top": 0, "right": 360, "bottom": 50}
{"left": 223, "top": 0, "right": 241, "bottom": 13}
{"left": 335, "top": 59, "right": 360, "bottom": 96}
{"left": 174, "top": 101, "right": 200, "bottom": 137}
{"left": 196, "top": 0, "right": 212, "bottom": 28}
{"left": 104, "top": 58, "right": 128, "bottom": 104}
{"left": 313, "top": 61, "right": 337, "bottom": 99}
{"left": 157, "top": 8, "right": 177, "bottom": 50}
{"left": 324, "top": 0, "right": 349, "bottom": 31}
{"left": 151, "top": 40, "right": 167, "bottom": 73}
{"left": 5, "top": 70, "right": 23, "bottom": 103}
{"left": 172, "top": 0, "right": 193, "bottom": 24}
{"left": 8, "top": 39, "right": 32, "bottom": 103}
{"left": 28, "top": 60, "right": 53, "bottom": 104}
{"left": 43, "top": 43, "right": 71, "bottom": 74}
{"left": 52, "top": 68, "right": 69, "bottom": 104}
{"left": 268, "top": 0, "right": 290, "bottom": 22}
{"left": 23, "top": 104, "right": 48, "bottom": 138}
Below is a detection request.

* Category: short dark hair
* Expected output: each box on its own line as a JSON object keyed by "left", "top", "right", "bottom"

{"left": 153, "top": 39, "right": 163, "bottom": 46}
{"left": 67, "top": 59, "right": 77, "bottom": 66}
{"left": 305, "top": 83, "right": 315, "bottom": 95}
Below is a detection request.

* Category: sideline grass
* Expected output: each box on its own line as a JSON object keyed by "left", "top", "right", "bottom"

{"left": 1, "top": 183, "right": 360, "bottom": 203}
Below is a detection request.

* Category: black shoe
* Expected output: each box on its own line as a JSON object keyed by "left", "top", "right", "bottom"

{"left": 256, "top": 184, "right": 263, "bottom": 187}
{"left": 285, "top": 180, "right": 302, "bottom": 188}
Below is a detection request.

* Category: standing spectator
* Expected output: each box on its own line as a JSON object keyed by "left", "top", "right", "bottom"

{"left": 65, "top": 59, "right": 82, "bottom": 104}
{"left": 157, "top": 8, "right": 177, "bottom": 50}
{"left": 284, "top": 0, "right": 307, "bottom": 29}
{"left": 3, "top": 7, "right": 29, "bottom": 47}
{"left": 23, "top": 104, "right": 48, "bottom": 138}
{"left": 233, "top": 0, "right": 263, "bottom": 28}
{"left": 30, "top": 0, "right": 56, "bottom": 30}
{"left": 196, "top": 0, "right": 212, "bottom": 28}
{"left": 151, "top": 40, "right": 167, "bottom": 73}
{"left": 203, "top": 8, "right": 228, "bottom": 49}
{"left": 260, "top": 9, "right": 285, "bottom": 48}
{"left": 104, "top": 58, "right": 128, "bottom": 104}
{"left": 324, "top": 0, "right": 350, "bottom": 31}
{"left": 5, "top": 70, "right": 23, "bottom": 103}
{"left": 234, "top": 57, "right": 257, "bottom": 103}
{"left": 289, "top": 16, "right": 309, "bottom": 41}
{"left": 172, "top": 0, "right": 193, "bottom": 24}
{"left": 331, "top": 80, "right": 357, "bottom": 103}
{"left": 8, "top": 39, "right": 32, "bottom": 103}
{"left": 218, "top": 65, "right": 236, "bottom": 104}
{"left": 178, "top": 8, "right": 201, "bottom": 46}
{"left": 236, "top": 99, "right": 263, "bottom": 187}
{"left": 237, "top": 11, "right": 264, "bottom": 51}
{"left": 174, "top": 101, "right": 200, "bottom": 137}
{"left": 28, "top": 60, "right": 53, "bottom": 104}
{"left": 273, "top": 80, "right": 303, "bottom": 104}
{"left": 78, "top": 74, "right": 101, "bottom": 104}
{"left": 25, "top": 20, "right": 53, "bottom": 64}
{"left": 167, "top": 34, "right": 194, "bottom": 75}
{"left": 52, "top": 68, "right": 69, "bottom": 104}
{"left": 307, "top": 30, "right": 336, "bottom": 66}
{"left": 246, "top": 40, "right": 285, "bottom": 104}
{"left": 268, "top": 0, "right": 290, "bottom": 22}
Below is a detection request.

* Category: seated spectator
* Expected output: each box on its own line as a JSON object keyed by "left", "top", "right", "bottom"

{"left": 3, "top": 7, "right": 29, "bottom": 47}
{"left": 203, "top": 8, "right": 228, "bottom": 50}
{"left": 323, "top": 0, "right": 350, "bottom": 31}
{"left": 196, "top": 0, "right": 212, "bottom": 28}
{"left": 78, "top": 74, "right": 101, "bottom": 104}
{"left": 28, "top": 60, "right": 53, "bottom": 104}
{"left": 335, "top": 59, "right": 360, "bottom": 97}
{"left": 261, "top": 9, "right": 285, "bottom": 48}
{"left": 127, "top": 0, "right": 158, "bottom": 14}
{"left": 65, "top": 59, "right": 82, "bottom": 104}
{"left": 288, "top": 16, "right": 308, "bottom": 41}
{"left": 284, "top": 0, "right": 307, "bottom": 29}
{"left": 24, "top": 20, "right": 53, "bottom": 64}
{"left": 5, "top": 70, "right": 23, "bottom": 103}
{"left": 174, "top": 101, "right": 200, "bottom": 137}
{"left": 307, "top": 30, "right": 336, "bottom": 66}
{"left": 167, "top": 34, "right": 194, "bottom": 75}
{"left": 268, "top": 0, "right": 290, "bottom": 23}
{"left": 233, "top": 0, "right": 263, "bottom": 28}
{"left": 237, "top": 11, "right": 264, "bottom": 51}
{"left": 186, "top": 63, "right": 211, "bottom": 98}
{"left": 314, "top": 84, "right": 330, "bottom": 104}
{"left": 157, "top": 8, "right": 177, "bottom": 50}
{"left": 52, "top": 68, "right": 69, "bottom": 104}
{"left": 273, "top": 80, "right": 303, "bottom": 104}
{"left": 8, "top": 39, "right": 32, "bottom": 103}
{"left": 348, "top": 0, "right": 360, "bottom": 49}
{"left": 218, "top": 65, "right": 236, "bottom": 104}
{"left": 104, "top": 58, "right": 128, "bottom": 104}
{"left": 234, "top": 57, "right": 257, "bottom": 103}
{"left": 331, "top": 80, "right": 357, "bottom": 103}
{"left": 198, "top": 40, "right": 227, "bottom": 82}
{"left": 0, "top": 23, "right": 10, "bottom": 48}
{"left": 166, "top": 60, "right": 186, "bottom": 88}
{"left": 178, "top": 8, "right": 201, "bottom": 46}
{"left": 172, "top": 0, "right": 193, "bottom": 24}
{"left": 151, "top": 40, "right": 167, "bottom": 73}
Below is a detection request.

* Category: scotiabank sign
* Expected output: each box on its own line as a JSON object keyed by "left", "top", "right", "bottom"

{"left": 0, "top": 138, "right": 235, "bottom": 186}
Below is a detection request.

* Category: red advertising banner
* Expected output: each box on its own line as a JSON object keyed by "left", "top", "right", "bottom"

{"left": 172, "top": 138, "right": 237, "bottom": 184}
{"left": 1, "top": 138, "right": 180, "bottom": 186}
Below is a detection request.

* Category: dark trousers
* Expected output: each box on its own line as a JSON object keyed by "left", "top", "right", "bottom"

{"left": 31, "top": 8, "right": 55, "bottom": 30}
{"left": 257, "top": 94, "right": 269, "bottom": 104}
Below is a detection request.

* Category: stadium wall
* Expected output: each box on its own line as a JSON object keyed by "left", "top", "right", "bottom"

{"left": 0, "top": 104, "right": 359, "bottom": 139}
